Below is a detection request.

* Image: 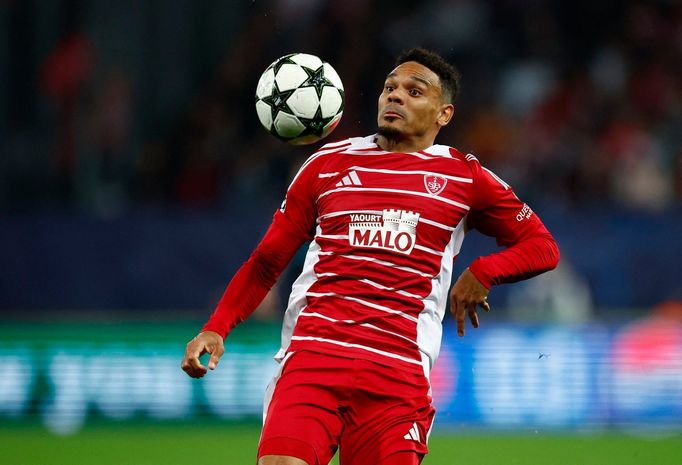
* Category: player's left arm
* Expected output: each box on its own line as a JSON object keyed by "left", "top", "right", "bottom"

{"left": 450, "top": 162, "right": 560, "bottom": 336}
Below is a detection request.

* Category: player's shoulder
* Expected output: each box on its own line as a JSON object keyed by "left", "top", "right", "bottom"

{"left": 421, "top": 144, "right": 473, "bottom": 161}
{"left": 290, "top": 136, "right": 361, "bottom": 181}
{"left": 456, "top": 150, "right": 511, "bottom": 191}
{"left": 316, "top": 134, "right": 376, "bottom": 153}
{"left": 441, "top": 146, "right": 478, "bottom": 164}
{"left": 427, "top": 144, "right": 483, "bottom": 176}
{"left": 298, "top": 135, "right": 374, "bottom": 169}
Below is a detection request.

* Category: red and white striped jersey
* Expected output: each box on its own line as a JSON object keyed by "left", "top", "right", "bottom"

{"left": 268, "top": 135, "right": 549, "bottom": 375}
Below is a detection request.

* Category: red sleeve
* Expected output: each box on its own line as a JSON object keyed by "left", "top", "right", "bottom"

{"left": 464, "top": 158, "right": 560, "bottom": 289}
{"left": 201, "top": 155, "right": 320, "bottom": 338}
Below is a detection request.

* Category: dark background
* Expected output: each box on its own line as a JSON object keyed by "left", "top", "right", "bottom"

{"left": 1, "top": 0, "right": 681, "bottom": 321}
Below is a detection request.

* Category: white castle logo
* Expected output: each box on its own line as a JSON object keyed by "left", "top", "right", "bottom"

{"left": 348, "top": 209, "right": 420, "bottom": 255}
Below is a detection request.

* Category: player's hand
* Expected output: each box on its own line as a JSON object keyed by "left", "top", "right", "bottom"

{"left": 181, "top": 331, "right": 225, "bottom": 378}
{"left": 450, "top": 268, "right": 490, "bottom": 337}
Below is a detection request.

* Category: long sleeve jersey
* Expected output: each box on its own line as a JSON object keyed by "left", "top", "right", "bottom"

{"left": 203, "top": 135, "right": 560, "bottom": 375}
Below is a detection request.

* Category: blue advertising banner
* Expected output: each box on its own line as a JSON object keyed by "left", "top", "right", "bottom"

{"left": 1, "top": 320, "right": 680, "bottom": 434}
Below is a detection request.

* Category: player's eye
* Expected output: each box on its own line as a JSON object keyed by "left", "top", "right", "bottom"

{"left": 384, "top": 85, "right": 394, "bottom": 93}
{"left": 409, "top": 88, "right": 422, "bottom": 96}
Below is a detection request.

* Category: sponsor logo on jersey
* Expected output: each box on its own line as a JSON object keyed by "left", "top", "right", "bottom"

{"left": 348, "top": 209, "right": 420, "bottom": 255}
{"left": 516, "top": 203, "right": 533, "bottom": 221}
{"left": 424, "top": 174, "right": 447, "bottom": 196}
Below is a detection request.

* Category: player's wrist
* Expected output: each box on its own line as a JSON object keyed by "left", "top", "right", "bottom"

{"left": 200, "top": 322, "right": 229, "bottom": 340}
{"left": 467, "top": 261, "right": 493, "bottom": 289}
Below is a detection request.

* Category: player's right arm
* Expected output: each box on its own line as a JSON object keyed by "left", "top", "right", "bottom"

{"left": 181, "top": 152, "right": 322, "bottom": 378}
{"left": 180, "top": 219, "right": 308, "bottom": 378}
{"left": 181, "top": 330, "right": 225, "bottom": 378}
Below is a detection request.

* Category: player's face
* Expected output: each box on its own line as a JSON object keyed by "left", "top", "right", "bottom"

{"left": 377, "top": 61, "right": 453, "bottom": 140}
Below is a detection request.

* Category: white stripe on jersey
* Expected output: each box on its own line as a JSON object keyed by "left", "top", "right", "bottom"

{"left": 317, "top": 209, "right": 383, "bottom": 223}
{"left": 275, "top": 234, "right": 323, "bottom": 362}
{"left": 414, "top": 244, "right": 444, "bottom": 256}
{"left": 312, "top": 145, "right": 352, "bottom": 158}
{"left": 318, "top": 172, "right": 340, "bottom": 178}
{"left": 422, "top": 144, "right": 455, "bottom": 158}
{"left": 287, "top": 141, "right": 353, "bottom": 188}
{"left": 483, "top": 167, "right": 510, "bottom": 190}
{"left": 323, "top": 139, "right": 355, "bottom": 149}
{"left": 348, "top": 166, "right": 473, "bottom": 183}
{"left": 290, "top": 336, "right": 422, "bottom": 366}
{"left": 305, "top": 291, "right": 419, "bottom": 322}
{"left": 419, "top": 217, "right": 456, "bottom": 231}
{"left": 310, "top": 273, "right": 423, "bottom": 300}
{"left": 337, "top": 148, "right": 382, "bottom": 154}
{"left": 359, "top": 278, "right": 424, "bottom": 300}
{"left": 318, "top": 187, "right": 470, "bottom": 211}
{"left": 317, "top": 234, "right": 349, "bottom": 240}
{"left": 317, "top": 251, "right": 433, "bottom": 278}
{"left": 261, "top": 351, "right": 294, "bottom": 423}
{"left": 341, "top": 149, "right": 432, "bottom": 160}
{"left": 316, "top": 272, "right": 338, "bottom": 278}
{"left": 298, "top": 311, "right": 418, "bottom": 346}
{"left": 417, "top": 219, "right": 466, "bottom": 370}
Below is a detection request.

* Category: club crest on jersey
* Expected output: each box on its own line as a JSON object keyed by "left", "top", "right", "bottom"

{"left": 424, "top": 175, "right": 447, "bottom": 196}
{"left": 348, "top": 209, "right": 420, "bottom": 255}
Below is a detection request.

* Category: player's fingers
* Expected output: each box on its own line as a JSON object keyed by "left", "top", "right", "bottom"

{"left": 189, "top": 365, "right": 208, "bottom": 378}
{"left": 468, "top": 305, "right": 479, "bottom": 328}
{"left": 183, "top": 355, "right": 207, "bottom": 378}
{"left": 455, "top": 300, "right": 466, "bottom": 337}
{"left": 481, "top": 300, "right": 491, "bottom": 312}
{"left": 208, "top": 344, "right": 225, "bottom": 370}
{"left": 449, "top": 289, "right": 458, "bottom": 316}
{"left": 185, "top": 359, "right": 207, "bottom": 378}
{"left": 182, "top": 340, "right": 208, "bottom": 378}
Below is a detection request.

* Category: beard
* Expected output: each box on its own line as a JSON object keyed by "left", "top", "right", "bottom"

{"left": 377, "top": 125, "right": 404, "bottom": 140}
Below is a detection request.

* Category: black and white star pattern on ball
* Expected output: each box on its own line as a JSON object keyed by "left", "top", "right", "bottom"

{"left": 305, "top": 114, "right": 331, "bottom": 134}
{"left": 254, "top": 53, "right": 344, "bottom": 144}
{"left": 261, "top": 88, "right": 295, "bottom": 122}
{"left": 302, "top": 66, "right": 333, "bottom": 97}
{"left": 271, "top": 55, "right": 297, "bottom": 74}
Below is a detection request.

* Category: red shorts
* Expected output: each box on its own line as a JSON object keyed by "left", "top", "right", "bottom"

{"left": 258, "top": 350, "right": 435, "bottom": 465}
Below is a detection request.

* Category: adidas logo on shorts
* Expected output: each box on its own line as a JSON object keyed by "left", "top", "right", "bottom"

{"left": 403, "top": 422, "right": 421, "bottom": 442}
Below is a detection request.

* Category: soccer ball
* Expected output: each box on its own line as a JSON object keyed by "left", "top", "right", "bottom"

{"left": 255, "top": 53, "right": 344, "bottom": 145}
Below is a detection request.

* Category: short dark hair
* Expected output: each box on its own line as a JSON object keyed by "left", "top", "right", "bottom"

{"left": 395, "top": 48, "right": 461, "bottom": 104}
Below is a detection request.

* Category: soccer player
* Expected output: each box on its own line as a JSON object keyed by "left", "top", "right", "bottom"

{"left": 181, "top": 48, "right": 560, "bottom": 465}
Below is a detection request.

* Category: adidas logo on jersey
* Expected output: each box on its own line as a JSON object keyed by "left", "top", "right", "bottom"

{"left": 404, "top": 422, "right": 421, "bottom": 442}
{"left": 335, "top": 170, "right": 362, "bottom": 187}
{"left": 348, "top": 209, "right": 420, "bottom": 255}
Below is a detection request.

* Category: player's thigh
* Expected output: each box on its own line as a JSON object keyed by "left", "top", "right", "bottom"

{"left": 339, "top": 361, "right": 434, "bottom": 465}
{"left": 259, "top": 351, "right": 348, "bottom": 465}
{"left": 378, "top": 451, "right": 423, "bottom": 465}
{"left": 259, "top": 455, "right": 310, "bottom": 465}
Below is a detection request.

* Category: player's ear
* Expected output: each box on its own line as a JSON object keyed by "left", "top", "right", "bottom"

{"left": 437, "top": 103, "right": 454, "bottom": 127}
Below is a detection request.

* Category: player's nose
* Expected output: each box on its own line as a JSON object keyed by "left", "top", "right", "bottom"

{"left": 386, "top": 88, "right": 403, "bottom": 104}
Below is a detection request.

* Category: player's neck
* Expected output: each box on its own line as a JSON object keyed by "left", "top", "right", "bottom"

{"left": 375, "top": 134, "right": 435, "bottom": 153}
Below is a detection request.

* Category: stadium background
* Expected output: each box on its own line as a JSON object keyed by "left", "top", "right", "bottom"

{"left": 1, "top": 0, "right": 681, "bottom": 464}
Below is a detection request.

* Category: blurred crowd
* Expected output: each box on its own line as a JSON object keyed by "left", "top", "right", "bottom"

{"left": 1, "top": 0, "right": 681, "bottom": 216}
